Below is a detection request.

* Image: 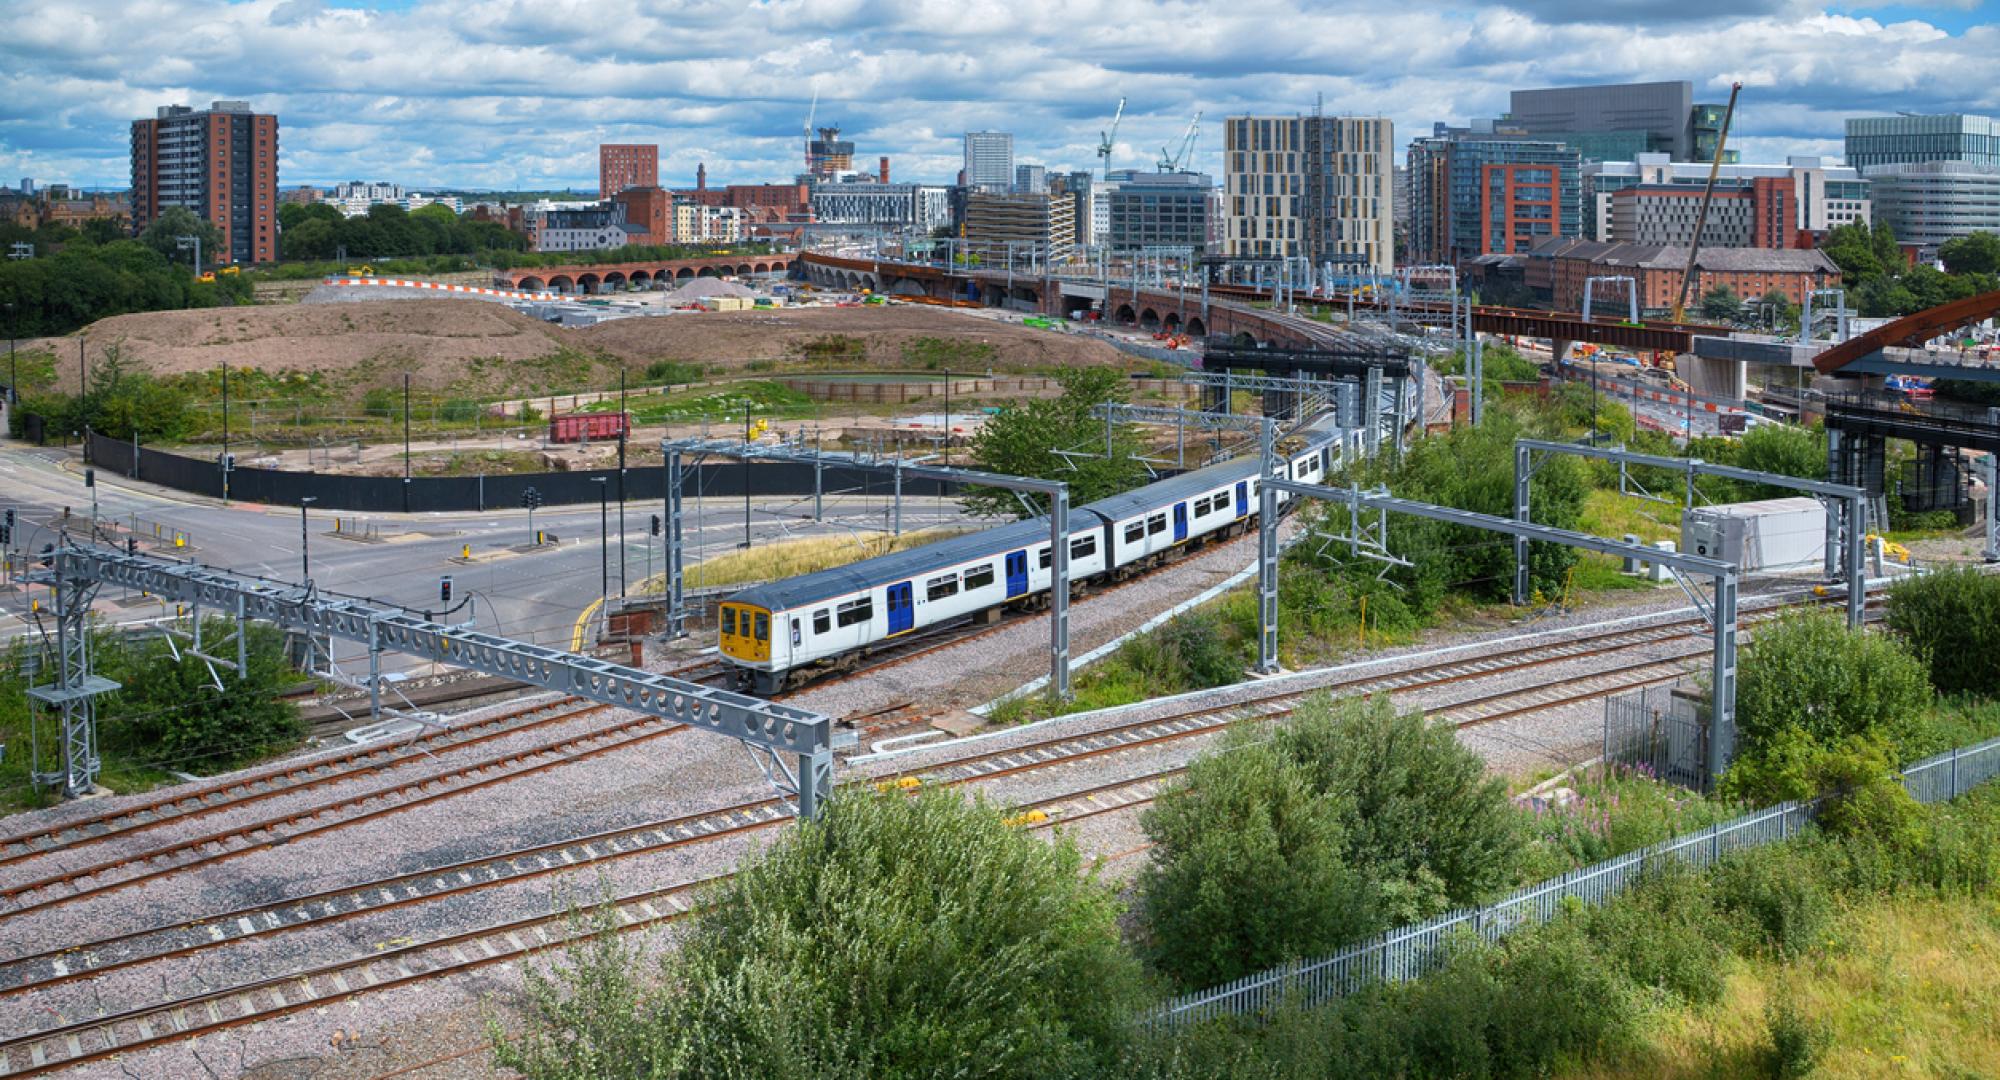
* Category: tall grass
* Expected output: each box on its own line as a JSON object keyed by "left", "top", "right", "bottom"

{"left": 642, "top": 527, "right": 969, "bottom": 592}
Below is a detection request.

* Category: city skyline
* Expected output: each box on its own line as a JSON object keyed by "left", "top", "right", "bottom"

{"left": 1, "top": 0, "right": 1995, "bottom": 192}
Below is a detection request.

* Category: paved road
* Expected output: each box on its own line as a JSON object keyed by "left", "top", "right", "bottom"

{"left": 0, "top": 435, "right": 979, "bottom": 669}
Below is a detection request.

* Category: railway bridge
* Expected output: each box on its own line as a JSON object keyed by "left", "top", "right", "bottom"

{"left": 497, "top": 254, "right": 796, "bottom": 294}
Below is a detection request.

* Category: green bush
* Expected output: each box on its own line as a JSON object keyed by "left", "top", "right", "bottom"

{"left": 1765, "top": 988, "right": 1830, "bottom": 1079}
{"left": 1887, "top": 566, "right": 2000, "bottom": 697}
{"left": 1711, "top": 843, "right": 1834, "bottom": 958}
{"left": 1582, "top": 863, "right": 1730, "bottom": 1006}
{"left": 1275, "top": 694, "right": 1523, "bottom": 924}
{"left": 361, "top": 386, "right": 398, "bottom": 418}
{"left": 642, "top": 360, "right": 703, "bottom": 385}
{"left": 439, "top": 398, "right": 481, "bottom": 423}
{"left": 1732, "top": 608, "right": 1933, "bottom": 772}
{"left": 1136, "top": 731, "right": 1373, "bottom": 987}
{"left": 499, "top": 787, "right": 1144, "bottom": 1079}
{"left": 100, "top": 619, "right": 305, "bottom": 772}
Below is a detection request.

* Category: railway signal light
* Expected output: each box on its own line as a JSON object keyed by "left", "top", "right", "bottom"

{"left": 440, "top": 575, "right": 453, "bottom": 603}
{"left": 84, "top": 469, "right": 95, "bottom": 488}
{"left": 650, "top": 513, "right": 662, "bottom": 536}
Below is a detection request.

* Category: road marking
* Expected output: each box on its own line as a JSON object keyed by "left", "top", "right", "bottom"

{"left": 571, "top": 597, "right": 604, "bottom": 652}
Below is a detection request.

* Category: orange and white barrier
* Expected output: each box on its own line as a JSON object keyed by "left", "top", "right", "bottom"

{"left": 323, "top": 277, "right": 561, "bottom": 302}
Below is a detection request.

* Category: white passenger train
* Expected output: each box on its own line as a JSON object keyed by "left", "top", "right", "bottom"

{"left": 717, "top": 432, "right": 1338, "bottom": 693}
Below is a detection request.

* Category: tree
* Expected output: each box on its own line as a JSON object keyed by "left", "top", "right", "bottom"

{"left": 1818, "top": 222, "right": 1884, "bottom": 286}
{"left": 1730, "top": 608, "right": 1932, "bottom": 768}
{"left": 1758, "top": 289, "right": 1800, "bottom": 335}
{"left": 1137, "top": 725, "right": 1372, "bottom": 987}
{"left": 1274, "top": 695, "right": 1523, "bottom": 924}
{"left": 1699, "top": 283, "right": 1744, "bottom": 322}
{"left": 495, "top": 787, "right": 1145, "bottom": 1079}
{"left": 964, "top": 366, "right": 1146, "bottom": 518}
{"left": 1939, "top": 231, "right": 2000, "bottom": 277}
{"left": 1730, "top": 423, "right": 1827, "bottom": 498}
{"left": 1138, "top": 694, "right": 1523, "bottom": 987}
{"left": 79, "top": 217, "right": 126, "bottom": 245}
{"left": 1886, "top": 566, "right": 2000, "bottom": 697}
{"left": 103, "top": 618, "right": 304, "bottom": 770}
{"left": 137, "top": 206, "right": 223, "bottom": 267}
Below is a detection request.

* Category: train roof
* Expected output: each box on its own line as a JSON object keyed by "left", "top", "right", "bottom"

{"left": 723, "top": 430, "right": 1338, "bottom": 614}
{"left": 726, "top": 514, "right": 1091, "bottom": 613}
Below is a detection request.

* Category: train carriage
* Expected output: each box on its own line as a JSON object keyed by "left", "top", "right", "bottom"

{"left": 718, "top": 434, "right": 1338, "bottom": 694}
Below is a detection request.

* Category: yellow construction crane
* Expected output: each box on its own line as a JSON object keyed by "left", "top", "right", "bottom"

{"left": 1670, "top": 82, "right": 1744, "bottom": 324}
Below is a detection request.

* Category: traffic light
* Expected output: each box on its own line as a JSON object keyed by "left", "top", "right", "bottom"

{"left": 440, "top": 575, "right": 453, "bottom": 603}
{"left": 650, "top": 514, "right": 662, "bottom": 536}
{"left": 5, "top": 508, "right": 16, "bottom": 529}
{"left": 84, "top": 469, "right": 95, "bottom": 488}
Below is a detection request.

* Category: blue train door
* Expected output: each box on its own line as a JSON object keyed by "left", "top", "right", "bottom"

{"left": 1173, "top": 503, "right": 1189, "bottom": 541}
{"left": 886, "top": 582, "right": 914, "bottom": 635}
{"left": 1235, "top": 481, "right": 1249, "bottom": 518}
{"left": 1005, "top": 550, "right": 1028, "bottom": 598}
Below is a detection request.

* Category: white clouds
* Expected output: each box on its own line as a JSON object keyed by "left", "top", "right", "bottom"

{"left": 0, "top": 0, "right": 1991, "bottom": 190}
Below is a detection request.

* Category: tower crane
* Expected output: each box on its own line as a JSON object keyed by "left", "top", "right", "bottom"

{"left": 1670, "top": 82, "right": 1743, "bottom": 324}
{"left": 1159, "top": 111, "right": 1201, "bottom": 172}
{"left": 803, "top": 86, "right": 818, "bottom": 173}
{"left": 1097, "top": 97, "right": 1126, "bottom": 180}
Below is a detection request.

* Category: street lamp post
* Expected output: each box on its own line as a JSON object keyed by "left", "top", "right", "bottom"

{"left": 175, "top": 235, "right": 202, "bottom": 278}
{"left": 299, "top": 496, "right": 316, "bottom": 581}
{"left": 593, "top": 476, "right": 610, "bottom": 617}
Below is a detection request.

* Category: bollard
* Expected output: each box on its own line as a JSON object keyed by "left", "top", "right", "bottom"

{"left": 1621, "top": 533, "right": 1641, "bottom": 574}
{"left": 1649, "top": 540, "right": 1675, "bottom": 583}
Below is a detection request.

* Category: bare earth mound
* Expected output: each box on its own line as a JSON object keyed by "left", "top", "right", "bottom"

{"left": 33, "top": 299, "right": 1129, "bottom": 395}
{"left": 36, "top": 301, "right": 570, "bottom": 393}
{"left": 574, "top": 306, "right": 1128, "bottom": 370}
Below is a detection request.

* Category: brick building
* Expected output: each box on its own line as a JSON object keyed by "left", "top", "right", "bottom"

{"left": 1606, "top": 177, "right": 1796, "bottom": 249}
{"left": 1530, "top": 238, "right": 1839, "bottom": 314}
{"left": 611, "top": 186, "right": 672, "bottom": 245}
{"left": 598, "top": 144, "right": 658, "bottom": 199}
{"left": 130, "top": 100, "right": 279, "bottom": 263}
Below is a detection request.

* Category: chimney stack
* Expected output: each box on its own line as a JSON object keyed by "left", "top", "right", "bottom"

{"left": 696, "top": 163, "right": 707, "bottom": 191}
{"left": 879, "top": 156, "right": 890, "bottom": 183}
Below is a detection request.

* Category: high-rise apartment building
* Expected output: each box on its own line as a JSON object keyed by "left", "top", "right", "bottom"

{"left": 807, "top": 126, "right": 855, "bottom": 179}
{"left": 1845, "top": 114, "right": 2000, "bottom": 169}
{"left": 598, "top": 144, "right": 659, "bottom": 199}
{"left": 963, "top": 132, "right": 1015, "bottom": 193}
{"left": 1223, "top": 114, "right": 1394, "bottom": 273}
{"left": 130, "top": 101, "right": 279, "bottom": 264}
{"left": 1014, "top": 164, "right": 1047, "bottom": 194}
{"left": 1406, "top": 135, "right": 1581, "bottom": 264}
{"left": 1583, "top": 155, "right": 1870, "bottom": 242}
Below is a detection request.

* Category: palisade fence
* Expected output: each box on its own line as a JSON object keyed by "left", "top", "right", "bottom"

{"left": 1147, "top": 731, "right": 2000, "bottom": 1029}
{"left": 1602, "top": 681, "right": 1712, "bottom": 793}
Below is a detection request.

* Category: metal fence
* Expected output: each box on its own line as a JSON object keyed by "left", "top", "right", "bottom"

{"left": 1147, "top": 732, "right": 2000, "bottom": 1029}
{"left": 1603, "top": 682, "right": 1711, "bottom": 793}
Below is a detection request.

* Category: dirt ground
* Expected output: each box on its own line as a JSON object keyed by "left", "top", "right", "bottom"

{"left": 30, "top": 299, "right": 1130, "bottom": 395}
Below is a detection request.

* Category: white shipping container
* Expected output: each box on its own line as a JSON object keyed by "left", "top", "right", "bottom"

{"left": 1680, "top": 497, "right": 1826, "bottom": 573}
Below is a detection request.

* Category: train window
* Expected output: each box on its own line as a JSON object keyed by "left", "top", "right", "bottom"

{"left": 927, "top": 573, "right": 960, "bottom": 601}
{"left": 1124, "top": 521, "right": 1145, "bottom": 544}
{"left": 964, "top": 564, "right": 996, "bottom": 590}
{"left": 836, "top": 598, "right": 873, "bottom": 627}
{"left": 1194, "top": 496, "right": 1210, "bottom": 516}
{"left": 721, "top": 608, "right": 737, "bottom": 636}
{"left": 813, "top": 609, "right": 830, "bottom": 635}
{"left": 753, "top": 613, "right": 769, "bottom": 642}
{"left": 791, "top": 619, "right": 801, "bottom": 647}
{"left": 1148, "top": 513, "right": 1166, "bottom": 534}
{"left": 1070, "top": 536, "right": 1096, "bottom": 560}
{"left": 1038, "top": 548, "right": 1052, "bottom": 569}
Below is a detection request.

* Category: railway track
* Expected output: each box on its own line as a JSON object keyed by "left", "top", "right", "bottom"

{"left": 0, "top": 709, "right": 676, "bottom": 918}
{"left": 0, "top": 595, "right": 1824, "bottom": 998}
{"left": 0, "top": 695, "right": 588, "bottom": 869}
{"left": 0, "top": 593, "right": 1868, "bottom": 1073}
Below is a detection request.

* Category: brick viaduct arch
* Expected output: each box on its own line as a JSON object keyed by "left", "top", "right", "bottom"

{"left": 504, "top": 254, "right": 793, "bottom": 294}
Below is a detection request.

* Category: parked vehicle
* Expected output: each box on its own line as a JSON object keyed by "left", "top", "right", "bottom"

{"left": 548, "top": 411, "right": 632, "bottom": 443}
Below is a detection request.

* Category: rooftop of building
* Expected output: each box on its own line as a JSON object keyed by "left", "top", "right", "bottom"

{"left": 1527, "top": 237, "right": 1839, "bottom": 273}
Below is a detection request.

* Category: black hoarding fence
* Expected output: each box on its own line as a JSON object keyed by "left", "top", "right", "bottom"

{"left": 89, "top": 432, "right": 959, "bottom": 512}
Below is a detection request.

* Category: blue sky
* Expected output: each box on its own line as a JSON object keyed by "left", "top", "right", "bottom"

{"left": 1, "top": 0, "right": 1994, "bottom": 192}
